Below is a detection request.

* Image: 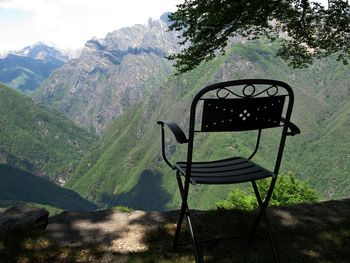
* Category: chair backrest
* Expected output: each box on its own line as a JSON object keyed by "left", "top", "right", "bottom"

{"left": 201, "top": 95, "right": 286, "bottom": 132}
{"left": 186, "top": 79, "right": 294, "bottom": 175}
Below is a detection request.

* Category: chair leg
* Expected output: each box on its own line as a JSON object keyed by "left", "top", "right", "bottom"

{"left": 174, "top": 172, "right": 203, "bottom": 262}
{"left": 173, "top": 202, "right": 186, "bottom": 251}
{"left": 262, "top": 210, "right": 279, "bottom": 263}
{"left": 248, "top": 205, "right": 264, "bottom": 242}
{"left": 249, "top": 180, "right": 279, "bottom": 263}
{"left": 174, "top": 172, "right": 186, "bottom": 251}
{"left": 249, "top": 181, "right": 265, "bottom": 241}
{"left": 187, "top": 212, "right": 203, "bottom": 263}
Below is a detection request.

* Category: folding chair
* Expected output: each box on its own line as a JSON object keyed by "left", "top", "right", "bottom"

{"left": 157, "top": 79, "right": 300, "bottom": 262}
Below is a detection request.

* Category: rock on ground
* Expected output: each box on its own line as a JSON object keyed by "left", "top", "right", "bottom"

{"left": 0, "top": 206, "right": 49, "bottom": 233}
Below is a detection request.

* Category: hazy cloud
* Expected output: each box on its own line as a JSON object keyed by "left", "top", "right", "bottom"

{"left": 0, "top": 0, "right": 182, "bottom": 51}
{"left": 0, "top": 0, "right": 330, "bottom": 51}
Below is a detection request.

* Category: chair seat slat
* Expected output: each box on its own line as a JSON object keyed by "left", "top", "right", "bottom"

{"left": 177, "top": 163, "right": 255, "bottom": 173}
{"left": 191, "top": 171, "right": 271, "bottom": 184}
{"left": 176, "top": 157, "right": 248, "bottom": 169}
{"left": 175, "top": 157, "right": 273, "bottom": 185}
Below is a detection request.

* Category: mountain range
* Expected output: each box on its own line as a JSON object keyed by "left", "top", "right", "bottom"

{"left": 34, "top": 15, "right": 179, "bottom": 135}
{"left": 0, "top": 14, "right": 349, "bottom": 212}
{"left": 0, "top": 42, "right": 69, "bottom": 94}
{"left": 63, "top": 42, "right": 350, "bottom": 210}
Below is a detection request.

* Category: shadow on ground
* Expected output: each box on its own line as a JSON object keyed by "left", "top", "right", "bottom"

{"left": 0, "top": 199, "right": 349, "bottom": 262}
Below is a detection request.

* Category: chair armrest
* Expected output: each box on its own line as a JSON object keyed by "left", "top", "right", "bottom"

{"left": 157, "top": 120, "right": 188, "bottom": 144}
{"left": 281, "top": 117, "right": 301, "bottom": 136}
{"left": 157, "top": 120, "right": 188, "bottom": 170}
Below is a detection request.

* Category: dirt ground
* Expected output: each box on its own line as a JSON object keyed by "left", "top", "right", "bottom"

{"left": 43, "top": 198, "right": 350, "bottom": 262}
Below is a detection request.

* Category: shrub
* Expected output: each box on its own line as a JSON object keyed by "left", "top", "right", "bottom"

{"left": 216, "top": 171, "right": 319, "bottom": 210}
{"left": 113, "top": 205, "right": 134, "bottom": 212}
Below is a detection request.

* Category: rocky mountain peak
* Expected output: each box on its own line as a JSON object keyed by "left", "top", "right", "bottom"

{"left": 103, "top": 13, "right": 180, "bottom": 55}
{"left": 85, "top": 38, "right": 107, "bottom": 51}
{"left": 11, "top": 42, "right": 70, "bottom": 63}
{"left": 35, "top": 13, "right": 178, "bottom": 135}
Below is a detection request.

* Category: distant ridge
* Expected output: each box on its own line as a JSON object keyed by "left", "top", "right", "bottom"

{"left": 0, "top": 42, "right": 69, "bottom": 93}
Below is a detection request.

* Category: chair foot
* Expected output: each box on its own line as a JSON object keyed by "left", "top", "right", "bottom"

{"left": 173, "top": 210, "right": 203, "bottom": 263}
{"left": 186, "top": 214, "right": 203, "bottom": 263}
{"left": 173, "top": 211, "right": 185, "bottom": 251}
{"left": 263, "top": 213, "right": 279, "bottom": 263}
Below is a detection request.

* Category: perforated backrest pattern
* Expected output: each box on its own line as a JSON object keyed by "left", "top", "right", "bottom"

{"left": 201, "top": 95, "right": 286, "bottom": 132}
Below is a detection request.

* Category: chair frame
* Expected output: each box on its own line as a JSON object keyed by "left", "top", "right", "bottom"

{"left": 157, "top": 79, "right": 300, "bottom": 262}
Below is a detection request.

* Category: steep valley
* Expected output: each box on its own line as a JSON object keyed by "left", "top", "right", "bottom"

{"left": 1, "top": 15, "right": 349, "bottom": 212}
{"left": 64, "top": 42, "right": 350, "bottom": 210}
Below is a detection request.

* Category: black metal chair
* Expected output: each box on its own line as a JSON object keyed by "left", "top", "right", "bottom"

{"left": 157, "top": 79, "right": 300, "bottom": 262}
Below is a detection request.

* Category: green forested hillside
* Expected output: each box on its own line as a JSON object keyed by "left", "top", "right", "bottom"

{"left": 65, "top": 42, "right": 349, "bottom": 211}
{"left": 0, "top": 83, "right": 97, "bottom": 182}
{"left": 297, "top": 97, "right": 350, "bottom": 199}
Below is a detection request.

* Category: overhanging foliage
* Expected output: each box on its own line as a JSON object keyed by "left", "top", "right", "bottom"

{"left": 168, "top": 0, "right": 350, "bottom": 73}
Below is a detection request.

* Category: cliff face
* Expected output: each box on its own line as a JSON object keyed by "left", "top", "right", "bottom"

{"left": 35, "top": 16, "right": 180, "bottom": 135}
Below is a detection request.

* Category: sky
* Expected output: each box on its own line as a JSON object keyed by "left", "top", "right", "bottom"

{"left": 0, "top": 0, "right": 330, "bottom": 52}
{"left": 0, "top": 0, "right": 183, "bottom": 52}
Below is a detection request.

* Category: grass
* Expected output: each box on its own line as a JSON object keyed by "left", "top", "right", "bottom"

{"left": 112, "top": 205, "right": 134, "bottom": 213}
